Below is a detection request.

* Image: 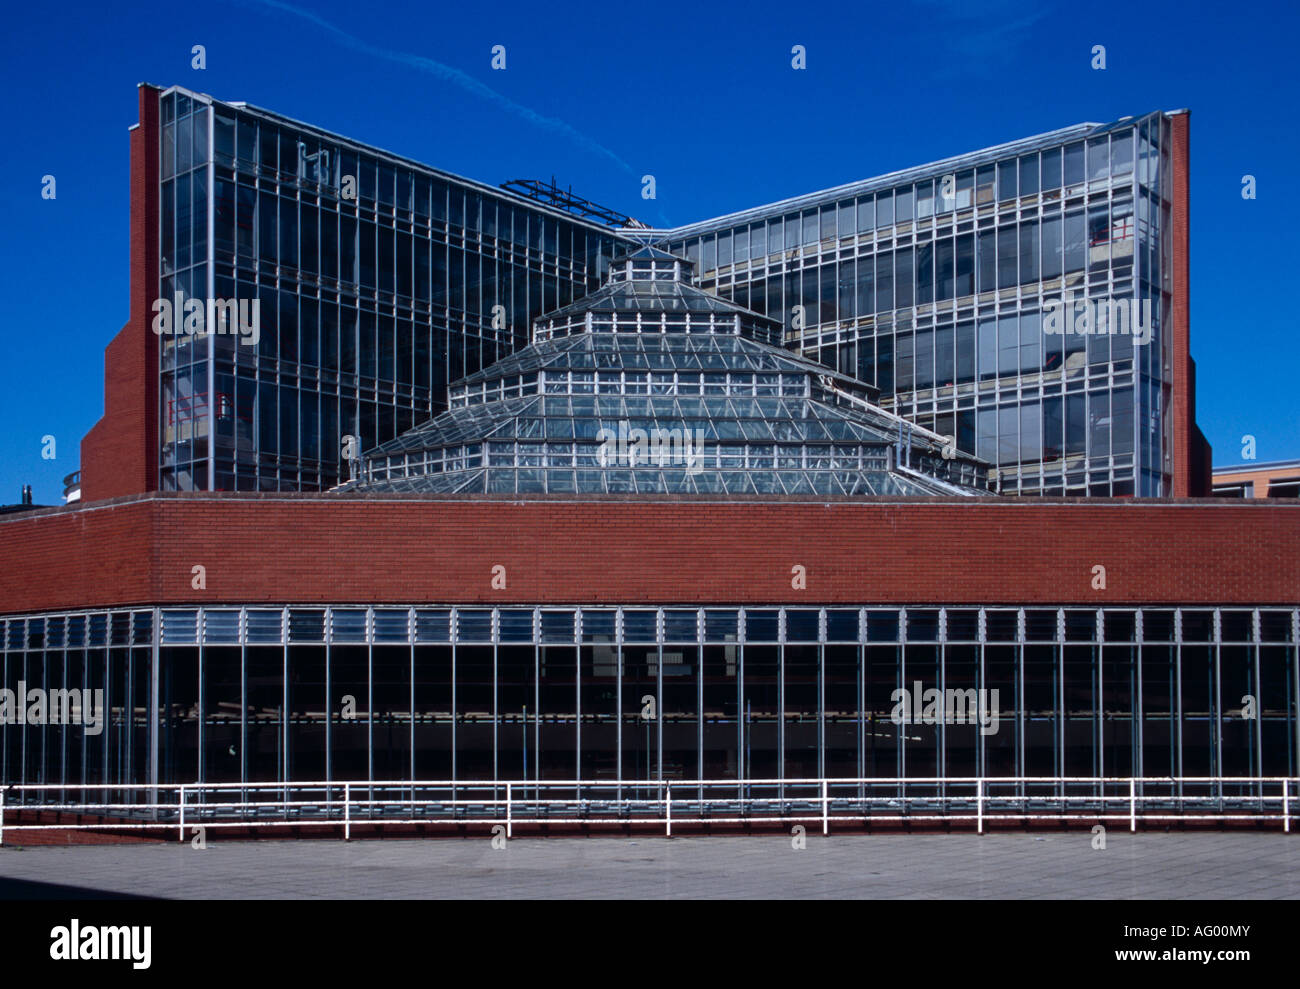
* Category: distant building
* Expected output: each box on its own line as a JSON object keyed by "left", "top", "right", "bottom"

{"left": 1213, "top": 459, "right": 1300, "bottom": 499}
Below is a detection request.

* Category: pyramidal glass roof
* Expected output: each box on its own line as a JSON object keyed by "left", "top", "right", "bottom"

{"left": 341, "top": 250, "right": 992, "bottom": 497}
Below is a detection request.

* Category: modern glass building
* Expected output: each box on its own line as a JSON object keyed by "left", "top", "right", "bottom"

{"left": 2, "top": 604, "right": 1295, "bottom": 790}
{"left": 80, "top": 89, "right": 1208, "bottom": 503}
{"left": 350, "top": 246, "right": 989, "bottom": 495}
{"left": 149, "top": 84, "right": 628, "bottom": 493}
{"left": 657, "top": 111, "right": 1195, "bottom": 497}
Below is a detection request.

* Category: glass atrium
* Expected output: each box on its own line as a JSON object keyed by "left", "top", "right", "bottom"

{"left": 349, "top": 247, "right": 990, "bottom": 495}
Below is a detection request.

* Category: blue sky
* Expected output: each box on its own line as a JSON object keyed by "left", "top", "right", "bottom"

{"left": 1, "top": 0, "right": 1296, "bottom": 503}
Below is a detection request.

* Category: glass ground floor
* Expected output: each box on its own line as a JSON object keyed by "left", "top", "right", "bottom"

{"left": 1, "top": 605, "right": 1297, "bottom": 791}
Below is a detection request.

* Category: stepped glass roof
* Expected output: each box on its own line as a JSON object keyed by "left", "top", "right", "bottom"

{"left": 342, "top": 250, "right": 991, "bottom": 496}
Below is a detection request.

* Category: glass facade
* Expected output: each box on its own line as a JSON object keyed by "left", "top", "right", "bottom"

{"left": 3, "top": 606, "right": 1296, "bottom": 792}
{"left": 157, "top": 85, "right": 627, "bottom": 492}
{"left": 150, "top": 91, "right": 1183, "bottom": 498}
{"left": 659, "top": 113, "right": 1176, "bottom": 496}
{"left": 351, "top": 247, "right": 990, "bottom": 495}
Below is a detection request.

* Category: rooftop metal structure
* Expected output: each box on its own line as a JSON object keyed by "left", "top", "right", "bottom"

{"left": 500, "top": 177, "right": 649, "bottom": 229}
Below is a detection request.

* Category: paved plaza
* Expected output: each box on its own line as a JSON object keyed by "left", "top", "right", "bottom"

{"left": 1, "top": 832, "right": 1297, "bottom": 898}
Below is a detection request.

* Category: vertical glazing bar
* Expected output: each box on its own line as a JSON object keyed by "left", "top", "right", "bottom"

{"left": 367, "top": 613, "right": 374, "bottom": 787}
{"left": 534, "top": 623, "right": 540, "bottom": 792}
{"left": 324, "top": 611, "right": 332, "bottom": 786}
{"left": 197, "top": 623, "right": 205, "bottom": 785}
{"left": 282, "top": 609, "right": 290, "bottom": 803}
{"left": 150, "top": 608, "right": 160, "bottom": 810}
{"left": 656, "top": 609, "right": 663, "bottom": 786}
{"left": 1253, "top": 610, "right": 1262, "bottom": 798}
{"left": 409, "top": 609, "right": 416, "bottom": 797}
{"left": 1214, "top": 610, "right": 1223, "bottom": 808}
{"left": 616, "top": 608, "right": 623, "bottom": 803}
{"left": 1175, "top": 610, "right": 1184, "bottom": 802}
{"left": 206, "top": 105, "right": 217, "bottom": 490}
{"left": 736, "top": 608, "right": 744, "bottom": 800}
{"left": 818, "top": 625, "right": 825, "bottom": 782}
{"left": 576, "top": 610, "right": 583, "bottom": 783}
{"left": 240, "top": 610, "right": 248, "bottom": 787}
{"left": 450, "top": 631, "right": 456, "bottom": 784}
{"left": 899, "top": 608, "right": 907, "bottom": 796}
{"left": 696, "top": 609, "right": 704, "bottom": 804}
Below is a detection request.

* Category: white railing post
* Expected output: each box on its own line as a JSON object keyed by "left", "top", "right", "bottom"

{"left": 344, "top": 782, "right": 351, "bottom": 841}
{"left": 821, "top": 779, "right": 829, "bottom": 836}
{"left": 178, "top": 784, "right": 185, "bottom": 843}
{"left": 1284, "top": 779, "right": 1291, "bottom": 834}
{"left": 666, "top": 782, "right": 672, "bottom": 838}
{"left": 506, "top": 782, "right": 512, "bottom": 839}
{"left": 0, "top": 786, "right": 5, "bottom": 846}
{"left": 1129, "top": 778, "right": 1136, "bottom": 833}
{"left": 977, "top": 778, "right": 984, "bottom": 835}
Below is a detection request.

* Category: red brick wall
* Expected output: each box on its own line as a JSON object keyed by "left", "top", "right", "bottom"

{"left": 1170, "top": 111, "right": 1202, "bottom": 497}
{"left": 0, "top": 494, "right": 1296, "bottom": 614}
{"left": 80, "top": 84, "right": 160, "bottom": 502}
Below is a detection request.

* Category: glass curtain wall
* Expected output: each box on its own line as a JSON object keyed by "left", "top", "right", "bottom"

{"left": 3, "top": 607, "right": 1295, "bottom": 798}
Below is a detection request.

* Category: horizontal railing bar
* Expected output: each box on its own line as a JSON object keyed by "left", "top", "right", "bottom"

{"left": 5, "top": 775, "right": 1295, "bottom": 791}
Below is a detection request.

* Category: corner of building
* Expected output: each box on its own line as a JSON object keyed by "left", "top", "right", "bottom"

{"left": 80, "top": 84, "right": 161, "bottom": 502}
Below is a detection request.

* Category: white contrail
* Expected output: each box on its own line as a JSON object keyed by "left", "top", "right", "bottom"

{"left": 242, "top": 0, "right": 635, "bottom": 174}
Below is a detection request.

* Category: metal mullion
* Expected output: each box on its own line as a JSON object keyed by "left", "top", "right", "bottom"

{"left": 533, "top": 609, "right": 540, "bottom": 788}
{"left": 1175, "top": 610, "right": 1184, "bottom": 799}
{"left": 656, "top": 608, "right": 663, "bottom": 785}
{"left": 325, "top": 608, "right": 333, "bottom": 785}
{"left": 1056, "top": 609, "right": 1064, "bottom": 793}
{"left": 615, "top": 607, "right": 622, "bottom": 800}
{"left": 857, "top": 609, "right": 865, "bottom": 793}
{"left": 1016, "top": 609, "right": 1025, "bottom": 792}
{"left": 898, "top": 608, "right": 906, "bottom": 792}
{"left": 1293, "top": 609, "right": 1300, "bottom": 782}
{"left": 197, "top": 611, "right": 205, "bottom": 785}
{"left": 737, "top": 608, "right": 745, "bottom": 793}
{"left": 239, "top": 607, "right": 247, "bottom": 786}
{"left": 817, "top": 610, "right": 825, "bottom": 782}
{"left": 977, "top": 608, "right": 986, "bottom": 782}
{"left": 575, "top": 609, "right": 582, "bottom": 782}
{"left": 409, "top": 607, "right": 416, "bottom": 789}
{"left": 1135, "top": 610, "right": 1144, "bottom": 782}
{"left": 938, "top": 609, "right": 946, "bottom": 785}
{"left": 777, "top": 610, "right": 784, "bottom": 789}
{"left": 697, "top": 608, "right": 704, "bottom": 800}
{"left": 1213, "top": 609, "right": 1223, "bottom": 803}
{"left": 492, "top": 610, "right": 498, "bottom": 785}
{"left": 206, "top": 106, "right": 217, "bottom": 490}
{"left": 1252, "top": 609, "right": 1262, "bottom": 796}
{"left": 1093, "top": 611, "right": 1102, "bottom": 784}
{"left": 450, "top": 610, "right": 457, "bottom": 784}
{"left": 282, "top": 606, "right": 289, "bottom": 795}
{"left": 150, "top": 607, "right": 160, "bottom": 800}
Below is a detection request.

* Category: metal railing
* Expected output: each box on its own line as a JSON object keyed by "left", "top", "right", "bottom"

{"left": 0, "top": 776, "right": 1293, "bottom": 844}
